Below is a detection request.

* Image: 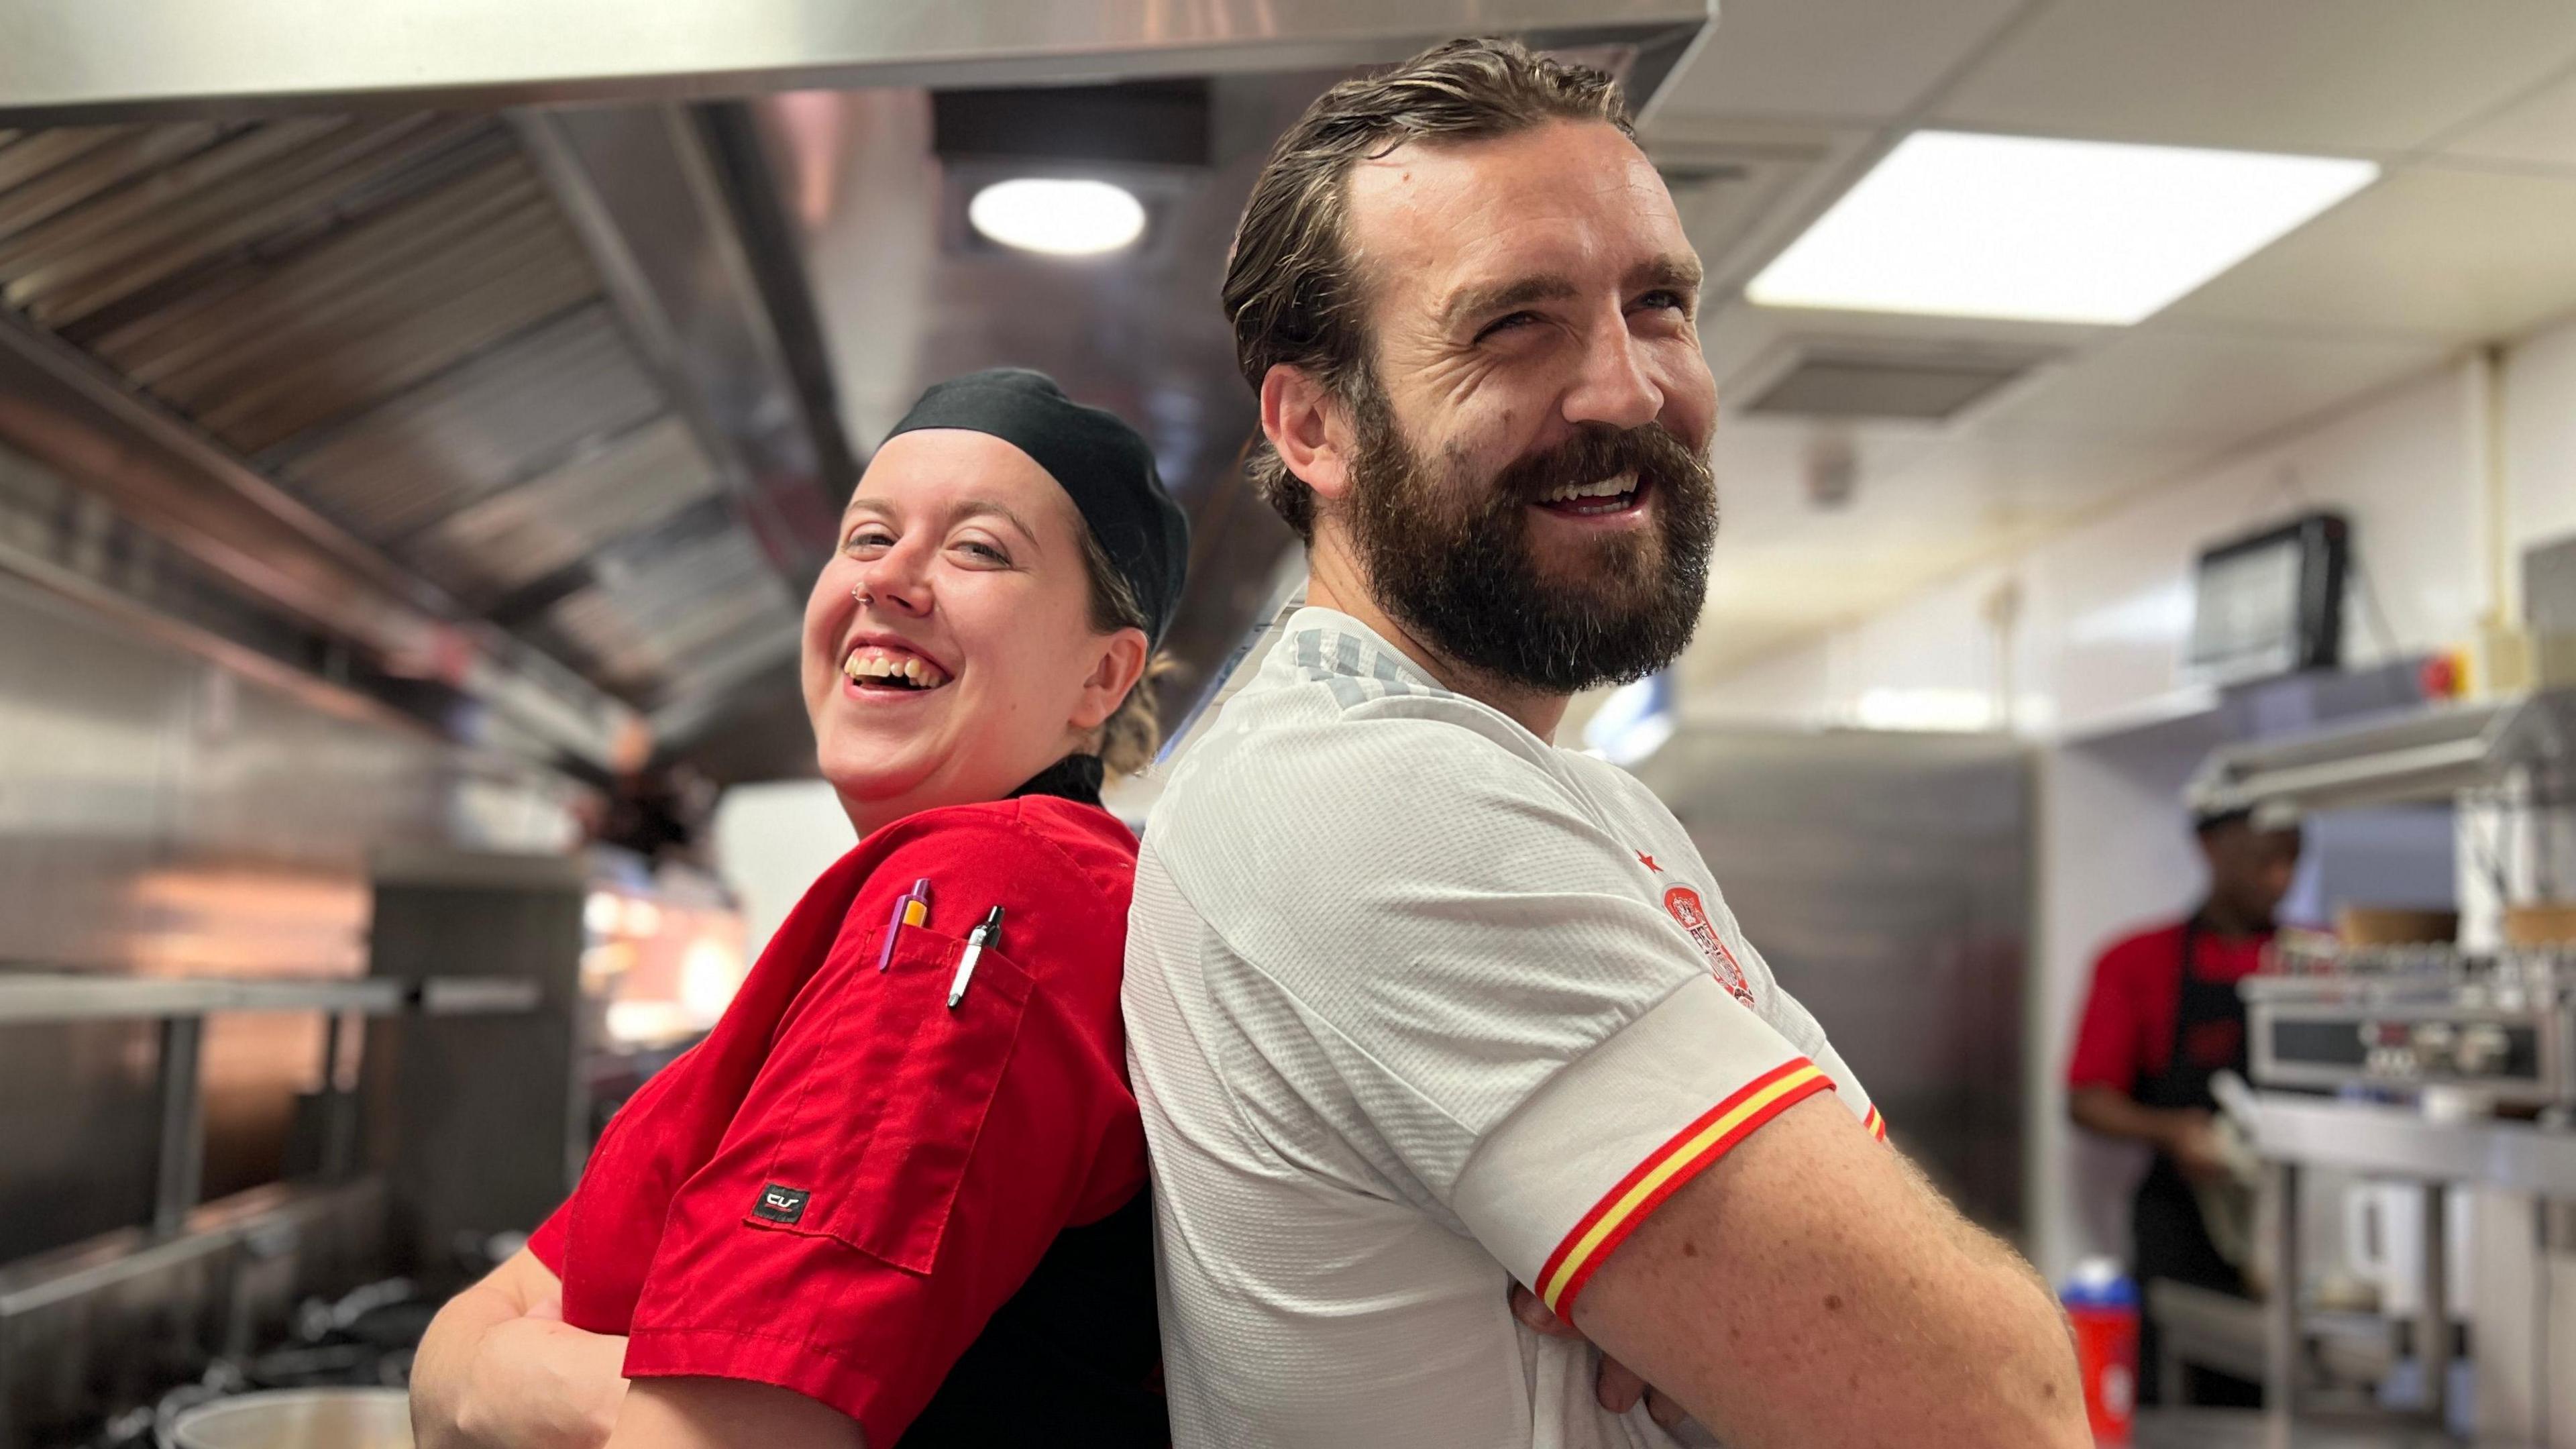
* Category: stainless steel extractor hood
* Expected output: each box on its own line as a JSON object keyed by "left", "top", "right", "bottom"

{"left": 0, "top": 0, "right": 1717, "bottom": 782}
{"left": 0, "top": 3, "right": 1711, "bottom": 123}
{"left": 0, "top": 105, "right": 853, "bottom": 772}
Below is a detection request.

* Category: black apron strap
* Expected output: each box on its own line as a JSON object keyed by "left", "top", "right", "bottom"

{"left": 2132, "top": 910, "right": 2259, "bottom": 1407}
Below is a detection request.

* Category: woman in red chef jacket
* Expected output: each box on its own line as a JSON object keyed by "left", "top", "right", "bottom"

{"left": 412, "top": 369, "right": 1188, "bottom": 1449}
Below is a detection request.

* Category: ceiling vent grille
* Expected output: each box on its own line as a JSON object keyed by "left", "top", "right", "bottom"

{"left": 1738, "top": 347, "right": 2046, "bottom": 423}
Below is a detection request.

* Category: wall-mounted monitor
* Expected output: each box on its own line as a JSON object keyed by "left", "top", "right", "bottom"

{"left": 2186, "top": 511, "right": 2349, "bottom": 684}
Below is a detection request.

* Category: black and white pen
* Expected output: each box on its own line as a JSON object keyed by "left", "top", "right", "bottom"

{"left": 948, "top": 906, "right": 1004, "bottom": 1008}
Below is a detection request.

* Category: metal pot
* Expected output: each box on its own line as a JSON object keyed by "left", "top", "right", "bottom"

{"left": 164, "top": 1388, "right": 413, "bottom": 1449}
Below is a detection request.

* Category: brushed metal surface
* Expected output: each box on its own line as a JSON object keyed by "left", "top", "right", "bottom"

{"left": 2249, "top": 1092, "right": 2576, "bottom": 1196}
{"left": 0, "top": 102, "right": 852, "bottom": 759}
{"left": 1, "top": 5, "right": 1715, "bottom": 779}
{"left": 0, "top": 972, "right": 543, "bottom": 1023}
{"left": 0, "top": 1178, "right": 386, "bottom": 1446}
{"left": 0, "top": 1, "right": 1711, "bottom": 121}
{"left": 0, "top": 550, "right": 580, "bottom": 1265}
{"left": 1633, "top": 726, "right": 2033, "bottom": 1234}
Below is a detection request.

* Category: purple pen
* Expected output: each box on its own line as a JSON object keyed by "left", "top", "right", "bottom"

{"left": 876, "top": 877, "right": 931, "bottom": 970}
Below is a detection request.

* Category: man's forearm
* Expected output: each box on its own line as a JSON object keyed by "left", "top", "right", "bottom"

{"left": 1576, "top": 1095, "right": 2089, "bottom": 1448}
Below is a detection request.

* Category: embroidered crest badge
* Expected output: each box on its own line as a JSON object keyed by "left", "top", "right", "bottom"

{"left": 1663, "top": 885, "right": 1755, "bottom": 1007}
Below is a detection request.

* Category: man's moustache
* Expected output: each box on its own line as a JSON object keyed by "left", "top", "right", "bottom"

{"left": 1495, "top": 423, "right": 1702, "bottom": 503}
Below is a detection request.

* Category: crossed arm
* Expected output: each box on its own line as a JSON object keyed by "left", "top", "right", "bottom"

{"left": 418, "top": 1106, "right": 2076, "bottom": 1449}
{"left": 411, "top": 1250, "right": 862, "bottom": 1449}
{"left": 1529, "top": 1095, "right": 2088, "bottom": 1447}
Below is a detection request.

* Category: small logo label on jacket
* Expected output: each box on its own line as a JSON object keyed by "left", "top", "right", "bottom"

{"left": 1664, "top": 886, "right": 1756, "bottom": 1007}
{"left": 753, "top": 1183, "right": 811, "bottom": 1224}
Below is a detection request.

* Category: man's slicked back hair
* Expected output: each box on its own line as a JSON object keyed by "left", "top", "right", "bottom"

{"left": 1222, "top": 36, "right": 1635, "bottom": 542}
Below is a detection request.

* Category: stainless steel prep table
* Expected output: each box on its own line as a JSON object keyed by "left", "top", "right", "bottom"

{"left": 2138, "top": 1408, "right": 2485, "bottom": 1446}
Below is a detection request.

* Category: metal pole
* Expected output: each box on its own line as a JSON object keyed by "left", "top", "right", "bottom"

{"left": 2264, "top": 1159, "right": 2300, "bottom": 1426}
{"left": 318, "top": 1009, "right": 358, "bottom": 1179}
{"left": 151, "top": 1016, "right": 205, "bottom": 1236}
{"left": 2419, "top": 1183, "right": 2449, "bottom": 1423}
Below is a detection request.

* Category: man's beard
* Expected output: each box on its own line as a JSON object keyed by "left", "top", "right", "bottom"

{"left": 1342, "top": 390, "right": 1717, "bottom": 696}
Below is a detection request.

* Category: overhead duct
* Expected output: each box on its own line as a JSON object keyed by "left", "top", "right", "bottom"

{"left": 0, "top": 3, "right": 1712, "bottom": 122}
{"left": 0, "top": 0, "right": 1717, "bottom": 781}
{"left": 0, "top": 104, "right": 853, "bottom": 773}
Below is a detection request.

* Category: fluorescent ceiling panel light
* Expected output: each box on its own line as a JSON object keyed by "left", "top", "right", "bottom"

{"left": 969, "top": 177, "right": 1146, "bottom": 256}
{"left": 1748, "top": 131, "right": 2378, "bottom": 325}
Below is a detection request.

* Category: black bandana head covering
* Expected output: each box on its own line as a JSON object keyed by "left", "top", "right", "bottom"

{"left": 883, "top": 368, "right": 1190, "bottom": 647}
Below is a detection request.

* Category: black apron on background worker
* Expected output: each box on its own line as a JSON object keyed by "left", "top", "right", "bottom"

{"left": 2068, "top": 807, "right": 2300, "bottom": 1409}
{"left": 2126, "top": 914, "right": 2261, "bottom": 1409}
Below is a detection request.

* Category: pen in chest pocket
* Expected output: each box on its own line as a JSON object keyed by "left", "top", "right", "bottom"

{"left": 948, "top": 906, "right": 1004, "bottom": 1008}
{"left": 877, "top": 877, "right": 932, "bottom": 971}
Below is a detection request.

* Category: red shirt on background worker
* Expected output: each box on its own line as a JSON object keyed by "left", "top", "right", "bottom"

{"left": 2066, "top": 806, "right": 2302, "bottom": 1410}
{"left": 411, "top": 368, "right": 1189, "bottom": 1449}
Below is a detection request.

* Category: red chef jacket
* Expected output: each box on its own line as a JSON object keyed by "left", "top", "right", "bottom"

{"left": 528, "top": 769, "right": 1152, "bottom": 1444}
{"left": 2065, "top": 918, "right": 2271, "bottom": 1094}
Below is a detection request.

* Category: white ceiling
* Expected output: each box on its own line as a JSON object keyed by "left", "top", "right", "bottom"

{"left": 1643, "top": 0, "right": 2576, "bottom": 680}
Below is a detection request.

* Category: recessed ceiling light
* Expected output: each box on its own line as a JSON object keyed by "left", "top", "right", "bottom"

{"left": 967, "top": 177, "right": 1146, "bottom": 256}
{"left": 1747, "top": 131, "right": 2378, "bottom": 326}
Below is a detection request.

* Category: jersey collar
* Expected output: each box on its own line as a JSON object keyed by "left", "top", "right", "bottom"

{"left": 1278, "top": 605, "right": 1448, "bottom": 696}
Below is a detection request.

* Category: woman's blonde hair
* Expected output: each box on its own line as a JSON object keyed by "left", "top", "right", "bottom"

{"left": 1074, "top": 521, "right": 1179, "bottom": 777}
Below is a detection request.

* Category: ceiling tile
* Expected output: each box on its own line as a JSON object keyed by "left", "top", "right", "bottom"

{"left": 1976, "top": 325, "right": 2449, "bottom": 447}
{"left": 2440, "top": 65, "right": 2576, "bottom": 169}
{"left": 1656, "top": 0, "right": 2026, "bottom": 123}
{"left": 2166, "top": 164, "right": 2576, "bottom": 341}
{"left": 1647, "top": 119, "right": 1870, "bottom": 286}
{"left": 1680, "top": 318, "right": 2447, "bottom": 680}
{"left": 1936, "top": 0, "right": 2576, "bottom": 154}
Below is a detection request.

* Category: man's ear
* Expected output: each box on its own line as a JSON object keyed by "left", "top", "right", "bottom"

{"left": 1260, "top": 364, "right": 1357, "bottom": 504}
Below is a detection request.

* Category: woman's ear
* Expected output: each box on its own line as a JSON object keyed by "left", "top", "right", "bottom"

{"left": 1069, "top": 627, "right": 1150, "bottom": 731}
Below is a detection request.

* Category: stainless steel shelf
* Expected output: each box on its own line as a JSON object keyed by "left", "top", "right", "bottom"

{"left": 0, "top": 969, "right": 542, "bottom": 1240}
{"left": 2188, "top": 686, "right": 2576, "bottom": 818}
{"left": 2249, "top": 1092, "right": 2576, "bottom": 1194}
{"left": 0, "top": 971, "right": 540, "bottom": 1024}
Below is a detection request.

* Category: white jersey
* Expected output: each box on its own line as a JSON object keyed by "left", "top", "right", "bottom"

{"left": 1124, "top": 605, "right": 1883, "bottom": 1449}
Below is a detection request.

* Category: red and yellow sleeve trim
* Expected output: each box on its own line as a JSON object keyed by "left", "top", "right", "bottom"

{"left": 1532, "top": 1058, "right": 1831, "bottom": 1317}
{"left": 1863, "top": 1104, "right": 1887, "bottom": 1142}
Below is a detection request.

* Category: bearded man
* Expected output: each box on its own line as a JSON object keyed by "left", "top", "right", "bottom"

{"left": 1122, "top": 38, "right": 2088, "bottom": 1449}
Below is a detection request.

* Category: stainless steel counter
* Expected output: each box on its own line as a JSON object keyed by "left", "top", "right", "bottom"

{"left": 2136, "top": 1410, "right": 2481, "bottom": 1448}
{"left": 0, "top": 972, "right": 541, "bottom": 1023}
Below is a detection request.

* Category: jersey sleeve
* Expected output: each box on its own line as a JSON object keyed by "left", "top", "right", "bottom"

{"left": 619, "top": 811, "right": 1145, "bottom": 1443}
{"left": 2066, "top": 936, "right": 2145, "bottom": 1093}
{"left": 1160, "top": 707, "right": 1834, "bottom": 1319}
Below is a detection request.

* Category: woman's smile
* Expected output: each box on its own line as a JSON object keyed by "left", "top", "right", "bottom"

{"left": 839, "top": 634, "right": 955, "bottom": 698}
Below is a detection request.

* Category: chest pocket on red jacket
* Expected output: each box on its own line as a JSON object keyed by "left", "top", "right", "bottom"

{"left": 743, "top": 926, "right": 1034, "bottom": 1275}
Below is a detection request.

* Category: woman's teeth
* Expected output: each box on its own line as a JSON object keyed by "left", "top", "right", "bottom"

{"left": 1537, "top": 472, "right": 1640, "bottom": 510}
{"left": 843, "top": 647, "right": 950, "bottom": 690}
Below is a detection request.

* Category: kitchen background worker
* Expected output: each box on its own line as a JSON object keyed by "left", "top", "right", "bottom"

{"left": 2066, "top": 805, "right": 2304, "bottom": 1409}
{"left": 411, "top": 368, "right": 1188, "bottom": 1449}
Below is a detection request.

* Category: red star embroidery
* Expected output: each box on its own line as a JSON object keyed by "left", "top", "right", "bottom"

{"left": 1636, "top": 851, "right": 1661, "bottom": 873}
